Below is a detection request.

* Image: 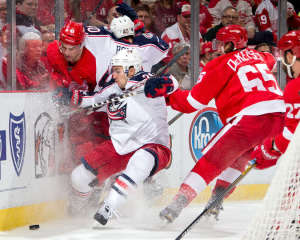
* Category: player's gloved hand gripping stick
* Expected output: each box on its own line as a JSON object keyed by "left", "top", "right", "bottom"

{"left": 54, "top": 46, "right": 189, "bottom": 117}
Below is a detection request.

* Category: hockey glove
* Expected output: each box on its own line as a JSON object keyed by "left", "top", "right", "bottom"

{"left": 116, "top": 2, "right": 138, "bottom": 21}
{"left": 251, "top": 138, "right": 282, "bottom": 170}
{"left": 144, "top": 76, "right": 178, "bottom": 98}
{"left": 133, "top": 19, "right": 145, "bottom": 35}
{"left": 52, "top": 87, "right": 82, "bottom": 107}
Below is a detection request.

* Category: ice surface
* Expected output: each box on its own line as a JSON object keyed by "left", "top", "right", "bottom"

{"left": 0, "top": 201, "right": 261, "bottom": 240}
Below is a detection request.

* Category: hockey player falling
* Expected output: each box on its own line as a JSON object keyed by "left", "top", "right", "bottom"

{"left": 251, "top": 30, "right": 300, "bottom": 169}
{"left": 144, "top": 24, "right": 286, "bottom": 223}
{"left": 65, "top": 48, "right": 175, "bottom": 225}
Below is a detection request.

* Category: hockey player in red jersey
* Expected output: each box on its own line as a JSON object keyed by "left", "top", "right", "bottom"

{"left": 252, "top": 30, "right": 300, "bottom": 170}
{"left": 49, "top": 11, "right": 168, "bottom": 165}
{"left": 65, "top": 49, "right": 173, "bottom": 223}
{"left": 144, "top": 24, "right": 286, "bottom": 223}
{"left": 48, "top": 21, "right": 109, "bottom": 170}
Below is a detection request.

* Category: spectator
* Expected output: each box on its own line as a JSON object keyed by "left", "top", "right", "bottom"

{"left": 152, "top": 0, "right": 178, "bottom": 36}
{"left": 161, "top": 3, "right": 201, "bottom": 63}
{"left": 0, "top": 24, "right": 7, "bottom": 89}
{"left": 36, "top": 0, "right": 55, "bottom": 26}
{"left": 204, "top": 6, "right": 239, "bottom": 42}
{"left": 204, "top": 6, "right": 274, "bottom": 46}
{"left": 41, "top": 29, "right": 55, "bottom": 56}
{"left": 208, "top": 0, "right": 255, "bottom": 39}
{"left": 199, "top": 1, "right": 213, "bottom": 36}
{"left": 106, "top": 5, "right": 120, "bottom": 25}
{"left": 0, "top": 0, "right": 6, "bottom": 29}
{"left": 199, "top": 41, "right": 218, "bottom": 72}
{"left": 40, "top": 29, "right": 55, "bottom": 71}
{"left": 254, "top": 42, "right": 273, "bottom": 53}
{"left": 173, "top": 0, "right": 213, "bottom": 35}
{"left": 16, "top": 0, "right": 41, "bottom": 35}
{"left": 135, "top": 3, "right": 157, "bottom": 34}
{"left": 254, "top": 42, "right": 279, "bottom": 73}
{"left": 287, "top": 9, "right": 300, "bottom": 31}
{"left": 255, "top": 0, "right": 296, "bottom": 41}
{"left": 167, "top": 42, "right": 191, "bottom": 89}
{"left": 81, "top": 0, "right": 115, "bottom": 27}
{"left": 2, "top": 31, "right": 51, "bottom": 90}
{"left": 36, "top": 0, "right": 71, "bottom": 33}
{"left": 0, "top": 0, "right": 6, "bottom": 88}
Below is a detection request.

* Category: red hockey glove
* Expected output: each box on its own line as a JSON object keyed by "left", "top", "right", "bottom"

{"left": 133, "top": 19, "right": 145, "bottom": 35}
{"left": 251, "top": 138, "right": 282, "bottom": 170}
{"left": 52, "top": 87, "right": 82, "bottom": 107}
{"left": 144, "top": 75, "right": 178, "bottom": 98}
{"left": 70, "top": 89, "right": 83, "bottom": 107}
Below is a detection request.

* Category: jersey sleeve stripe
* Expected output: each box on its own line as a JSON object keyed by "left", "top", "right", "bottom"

{"left": 216, "top": 167, "right": 241, "bottom": 183}
{"left": 187, "top": 92, "right": 206, "bottom": 110}
{"left": 282, "top": 126, "right": 293, "bottom": 141}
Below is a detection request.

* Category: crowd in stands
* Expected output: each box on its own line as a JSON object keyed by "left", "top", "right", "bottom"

{"left": 0, "top": 0, "right": 299, "bottom": 91}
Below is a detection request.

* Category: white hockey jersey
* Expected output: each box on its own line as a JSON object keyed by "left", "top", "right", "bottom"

{"left": 83, "top": 26, "right": 169, "bottom": 91}
{"left": 80, "top": 71, "right": 170, "bottom": 155}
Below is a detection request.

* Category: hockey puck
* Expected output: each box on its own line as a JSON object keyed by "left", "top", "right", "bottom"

{"left": 29, "top": 224, "right": 40, "bottom": 230}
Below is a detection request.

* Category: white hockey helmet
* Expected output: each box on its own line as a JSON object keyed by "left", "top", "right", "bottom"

{"left": 110, "top": 15, "right": 134, "bottom": 39}
{"left": 110, "top": 48, "right": 142, "bottom": 74}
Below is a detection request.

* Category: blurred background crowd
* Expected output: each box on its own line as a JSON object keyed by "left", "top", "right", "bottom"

{"left": 0, "top": 0, "right": 299, "bottom": 91}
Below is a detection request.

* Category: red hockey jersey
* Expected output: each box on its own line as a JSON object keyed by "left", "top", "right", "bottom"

{"left": 274, "top": 76, "right": 300, "bottom": 153}
{"left": 47, "top": 40, "right": 97, "bottom": 91}
{"left": 167, "top": 48, "right": 285, "bottom": 124}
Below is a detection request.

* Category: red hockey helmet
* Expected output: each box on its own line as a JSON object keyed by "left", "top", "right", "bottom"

{"left": 59, "top": 21, "right": 85, "bottom": 46}
{"left": 278, "top": 30, "right": 300, "bottom": 58}
{"left": 216, "top": 25, "right": 248, "bottom": 50}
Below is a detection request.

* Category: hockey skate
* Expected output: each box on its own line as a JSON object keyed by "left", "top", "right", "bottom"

{"left": 159, "top": 194, "right": 188, "bottom": 223}
{"left": 204, "top": 188, "right": 225, "bottom": 221}
{"left": 94, "top": 202, "right": 119, "bottom": 226}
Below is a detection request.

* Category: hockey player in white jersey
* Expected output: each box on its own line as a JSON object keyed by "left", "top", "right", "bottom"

{"left": 67, "top": 49, "right": 173, "bottom": 224}
{"left": 84, "top": 10, "right": 169, "bottom": 91}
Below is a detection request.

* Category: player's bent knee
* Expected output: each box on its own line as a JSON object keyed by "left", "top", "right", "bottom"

{"left": 71, "top": 164, "right": 96, "bottom": 194}
{"left": 123, "top": 150, "right": 155, "bottom": 185}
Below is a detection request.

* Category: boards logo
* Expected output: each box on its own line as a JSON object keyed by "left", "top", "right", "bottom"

{"left": 34, "top": 112, "right": 55, "bottom": 178}
{"left": 189, "top": 108, "right": 223, "bottom": 163}
{"left": 0, "top": 130, "right": 6, "bottom": 161}
{"left": 0, "top": 130, "right": 6, "bottom": 180}
{"left": 9, "top": 112, "right": 26, "bottom": 176}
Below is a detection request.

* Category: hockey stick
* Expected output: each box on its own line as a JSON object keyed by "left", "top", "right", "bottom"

{"left": 60, "top": 45, "right": 190, "bottom": 117}
{"left": 175, "top": 159, "right": 257, "bottom": 240}
{"left": 89, "top": 45, "right": 190, "bottom": 111}
{"left": 168, "top": 112, "right": 184, "bottom": 126}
